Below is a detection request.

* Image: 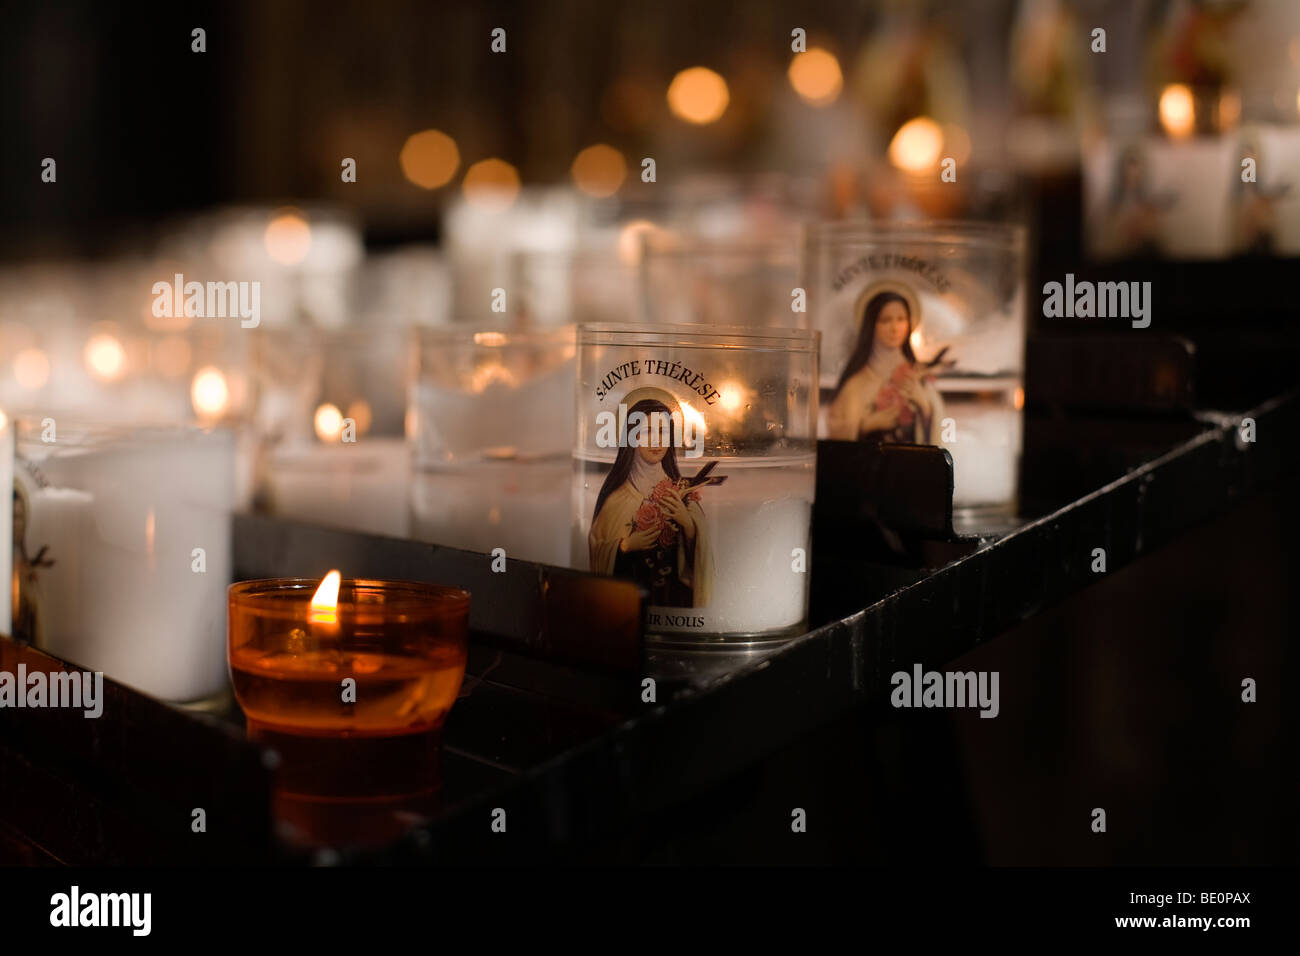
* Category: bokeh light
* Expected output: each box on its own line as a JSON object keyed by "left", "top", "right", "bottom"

{"left": 190, "top": 366, "right": 230, "bottom": 420}
{"left": 314, "top": 402, "right": 344, "bottom": 442}
{"left": 571, "top": 144, "right": 628, "bottom": 198}
{"left": 889, "top": 117, "right": 944, "bottom": 172}
{"left": 667, "top": 67, "right": 729, "bottom": 124}
{"left": 400, "top": 129, "right": 460, "bottom": 189}
{"left": 788, "top": 48, "right": 842, "bottom": 107}
{"left": 84, "top": 332, "right": 127, "bottom": 382}
{"left": 462, "top": 158, "right": 521, "bottom": 211}
{"left": 13, "top": 348, "right": 50, "bottom": 390}
{"left": 265, "top": 208, "right": 312, "bottom": 266}
{"left": 1159, "top": 84, "right": 1195, "bottom": 139}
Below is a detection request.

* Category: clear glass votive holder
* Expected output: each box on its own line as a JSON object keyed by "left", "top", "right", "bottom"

{"left": 639, "top": 233, "right": 805, "bottom": 329}
{"left": 409, "top": 325, "right": 576, "bottom": 566}
{"left": 802, "top": 220, "right": 1027, "bottom": 519}
{"left": 11, "top": 418, "right": 235, "bottom": 703}
{"left": 253, "top": 326, "right": 412, "bottom": 537}
{"left": 574, "top": 323, "right": 819, "bottom": 647}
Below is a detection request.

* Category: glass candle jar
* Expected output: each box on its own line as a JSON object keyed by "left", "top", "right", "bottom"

{"left": 409, "top": 325, "right": 576, "bottom": 566}
{"left": 803, "top": 221, "right": 1027, "bottom": 519}
{"left": 227, "top": 576, "right": 469, "bottom": 738}
{"left": 574, "top": 323, "right": 819, "bottom": 647}
{"left": 254, "top": 326, "right": 412, "bottom": 538}
{"left": 639, "top": 233, "right": 804, "bottom": 329}
{"left": 228, "top": 576, "right": 469, "bottom": 846}
{"left": 11, "top": 419, "right": 235, "bottom": 703}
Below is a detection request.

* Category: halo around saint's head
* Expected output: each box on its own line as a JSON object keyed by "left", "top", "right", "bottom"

{"left": 619, "top": 385, "right": 682, "bottom": 416}
{"left": 852, "top": 278, "right": 922, "bottom": 335}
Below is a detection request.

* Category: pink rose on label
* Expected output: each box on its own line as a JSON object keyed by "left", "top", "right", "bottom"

{"left": 658, "top": 525, "right": 677, "bottom": 548}
{"left": 635, "top": 500, "right": 662, "bottom": 532}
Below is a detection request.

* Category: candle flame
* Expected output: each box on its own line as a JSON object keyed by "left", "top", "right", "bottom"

{"left": 85, "top": 332, "right": 127, "bottom": 383}
{"left": 310, "top": 570, "right": 341, "bottom": 625}
{"left": 1159, "top": 84, "right": 1195, "bottom": 140}
{"left": 265, "top": 209, "right": 312, "bottom": 266}
{"left": 889, "top": 117, "right": 944, "bottom": 172}
{"left": 191, "top": 366, "right": 230, "bottom": 420}
{"left": 678, "top": 399, "right": 708, "bottom": 440}
{"left": 314, "top": 402, "right": 344, "bottom": 442}
{"left": 716, "top": 381, "right": 746, "bottom": 416}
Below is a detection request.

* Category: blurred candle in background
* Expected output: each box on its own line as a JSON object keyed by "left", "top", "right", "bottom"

{"left": 12, "top": 420, "right": 234, "bottom": 703}
{"left": 410, "top": 325, "right": 576, "bottom": 565}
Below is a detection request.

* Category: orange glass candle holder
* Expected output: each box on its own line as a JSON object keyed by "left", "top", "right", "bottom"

{"left": 227, "top": 577, "right": 470, "bottom": 738}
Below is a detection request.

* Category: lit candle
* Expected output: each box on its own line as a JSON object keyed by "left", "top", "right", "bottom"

{"left": 227, "top": 572, "right": 469, "bottom": 845}
{"left": 12, "top": 420, "right": 234, "bottom": 703}
{"left": 804, "top": 222, "right": 1027, "bottom": 520}
{"left": 1141, "top": 83, "right": 1237, "bottom": 259}
{"left": 227, "top": 572, "right": 469, "bottom": 738}
{"left": 574, "top": 324, "right": 819, "bottom": 645}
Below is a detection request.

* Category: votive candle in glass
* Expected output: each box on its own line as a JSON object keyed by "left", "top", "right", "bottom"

{"left": 409, "top": 325, "right": 575, "bottom": 565}
{"left": 574, "top": 323, "right": 818, "bottom": 646}
{"left": 228, "top": 574, "right": 468, "bottom": 846}
{"left": 639, "top": 233, "right": 804, "bottom": 329}
{"left": 227, "top": 574, "right": 469, "bottom": 738}
{"left": 11, "top": 419, "right": 234, "bottom": 702}
{"left": 803, "top": 221, "right": 1027, "bottom": 520}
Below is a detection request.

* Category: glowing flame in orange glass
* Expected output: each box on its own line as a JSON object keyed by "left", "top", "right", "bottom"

{"left": 310, "top": 570, "right": 341, "bottom": 625}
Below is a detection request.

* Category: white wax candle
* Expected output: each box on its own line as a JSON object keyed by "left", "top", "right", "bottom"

{"left": 941, "top": 389, "right": 1023, "bottom": 512}
{"left": 1258, "top": 124, "right": 1300, "bottom": 255}
{"left": 688, "top": 459, "right": 814, "bottom": 634}
{"left": 575, "top": 455, "right": 815, "bottom": 638}
{"left": 264, "top": 437, "right": 411, "bottom": 538}
{"left": 411, "top": 457, "right": 571, "bottom": 566}
{"left": 1145, "top": 136, "right": 1236, "bottom": 259}
{"left": 14, "top": 425, "right": 234, "bottom": 702}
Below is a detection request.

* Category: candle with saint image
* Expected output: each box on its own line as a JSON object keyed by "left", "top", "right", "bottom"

{"left": 574, "top": 324, "right": 818, "bottom": 645}
{"left": 11, "top": 419, "right": 234, "bottom": 702}
{"left": 804, "top": 221, "right": 1027, "bottom": 519}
